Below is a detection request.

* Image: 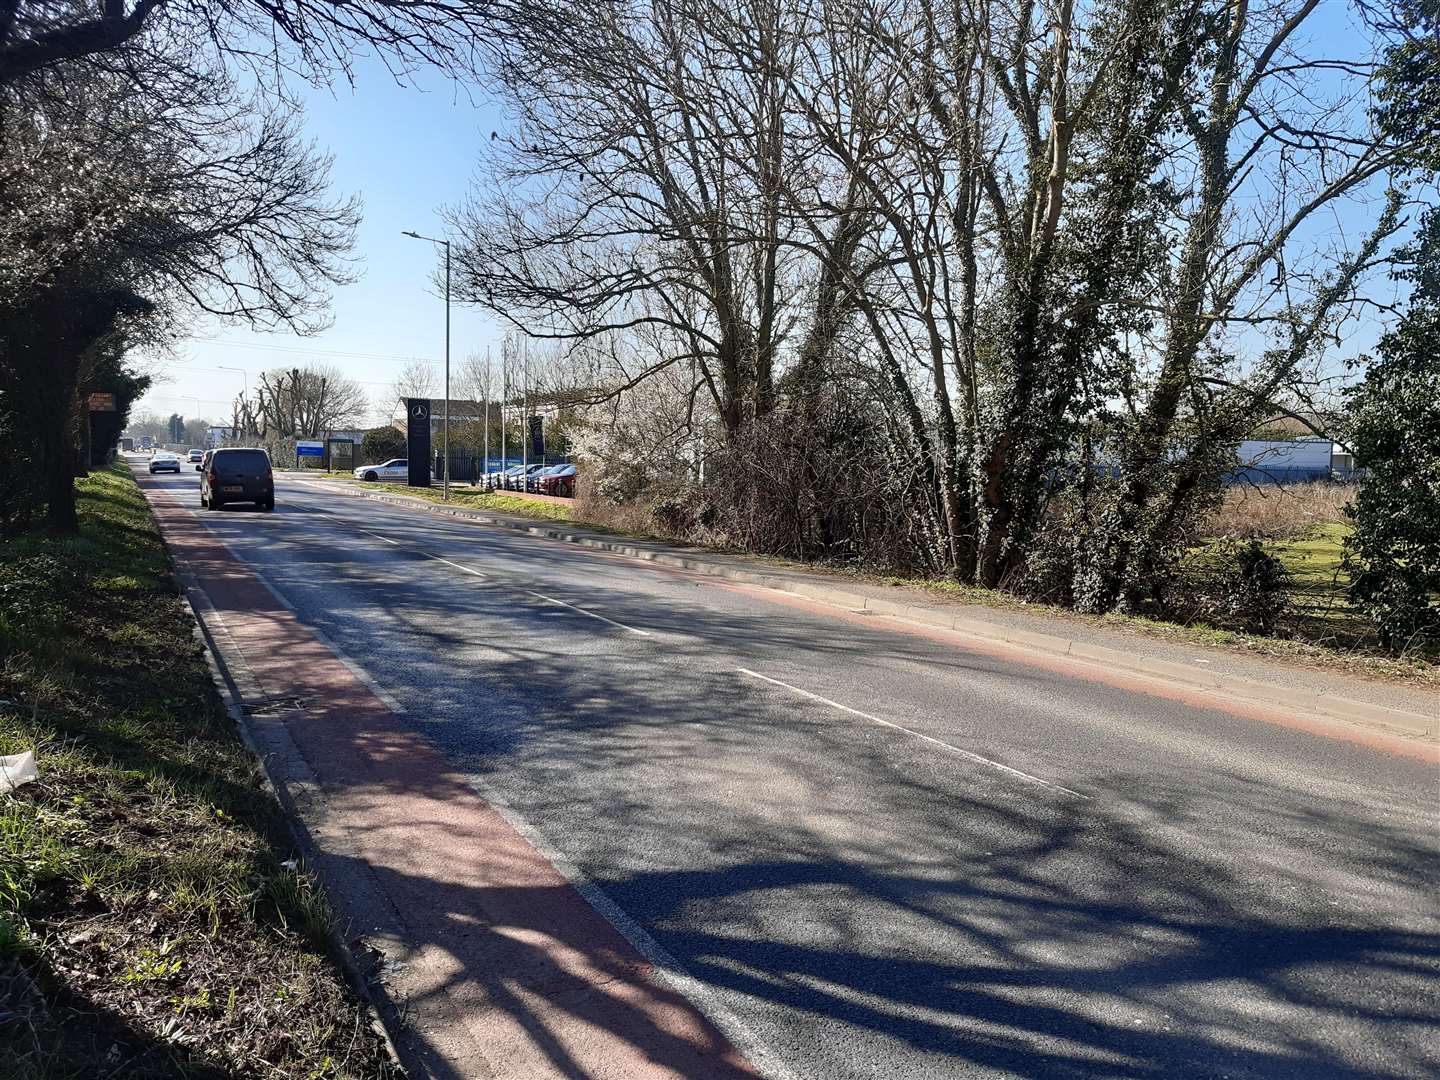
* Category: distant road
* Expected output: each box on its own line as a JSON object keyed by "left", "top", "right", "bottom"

{"left": 138, "top": 459, "right": 1440, "bottom": 1080}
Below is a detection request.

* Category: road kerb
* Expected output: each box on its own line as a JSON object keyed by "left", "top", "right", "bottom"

{"left": 1003, "top": 627, "right": 1073, "bottom": 654}
{"left": 171, "top": 557, "right": 413, "bottom": 1075}
{"left": 295, "top": 480, "right": 1438, "bottom": 742}
{"left": 899, "top": 603, "right": 962, "bottom": 630}
{"left": 788, "top": 580, "right": 868, "bottom": 608}
{"left": 1212, "top": 675, "right": 1320, "bottom": 713}
{"left": 1313, "top": 693, "right": 1438, "bottom": 738}
{"left": 859, "top": 596, "right": 907, "bottom": 619}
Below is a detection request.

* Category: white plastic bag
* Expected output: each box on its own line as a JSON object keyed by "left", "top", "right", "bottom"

{"left": 0, "top": 751, "right": 37, "bottom": 793}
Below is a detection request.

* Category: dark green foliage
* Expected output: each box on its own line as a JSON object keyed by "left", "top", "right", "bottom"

{"left": 1343, "top": 257, "right": 1440, "bottom": 648}
{"left": 0, "top": 285, "right": 152, "bottom": 533}
{"left": 360, "top": 425, "right": 406, "bottom": 462}
{"left": 1372, "top": 0, "right": 1440, "bottom": 176}
{"left": 83, "top": 341, "right": 152, "bottom": 468}
{"left": 1216, "top": 540, "right": 1293, "bottom": 637}
{"left": 1342, "top": 3, "right": 1440, "bottom": 649}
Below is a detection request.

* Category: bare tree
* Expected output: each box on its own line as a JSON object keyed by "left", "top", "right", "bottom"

{"left": 392, "top": 359, "right": 437, "bottom": 405}
{"left": 454, "top": 350, "right": 492, "bottom": 406}
{"left": 252, "top": 364, "right": 367, "bottom": 436}
{"left": 440, "top": 0, "right": 1422, "bottom": 614}
{"left": 1079, "top": 0, "right": 1415, "bottom": 610}
{"left": 448, "top": 0, "right": 840, "bottom": 441}
{"left": 0, "top": 0, "right": 507, "bottom": 87}
{"left": 782, "top": 0, "right": 1414, "bottom": 595}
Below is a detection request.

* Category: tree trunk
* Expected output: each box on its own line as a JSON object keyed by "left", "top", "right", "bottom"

{"left": 26, "top": 305, "right": 83, "bottom": 533}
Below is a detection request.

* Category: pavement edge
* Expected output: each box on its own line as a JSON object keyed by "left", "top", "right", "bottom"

{"left": 167, "top": 540, "right": 421, "bottom": 1077}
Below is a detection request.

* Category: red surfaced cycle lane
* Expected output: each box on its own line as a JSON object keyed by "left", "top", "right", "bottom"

{"left": 139, "top": 476, "right": 762, "bottom": 1080}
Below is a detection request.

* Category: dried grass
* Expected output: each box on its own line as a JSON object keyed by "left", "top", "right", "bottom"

{"left": 572, "top": 483, "right": 685, "bottom": 540}
{"left": 1204, "top": 482, "right": 1355, "bottom": 540}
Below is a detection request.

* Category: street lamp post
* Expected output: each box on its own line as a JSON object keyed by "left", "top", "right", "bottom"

{"left": 217, "top": 366, "right": 247, "bottom": 441}
{"left": 402, "top": 230, "right": 451, "bottom": 499}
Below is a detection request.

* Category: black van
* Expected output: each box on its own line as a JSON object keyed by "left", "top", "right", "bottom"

{"left": 201, "top": 448, "right": 275, "bottom": 511}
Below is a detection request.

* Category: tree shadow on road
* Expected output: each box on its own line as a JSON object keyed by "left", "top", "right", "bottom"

{"left": 206, "top": 504, "right": 1440, "bottom": 1079}
{"left": 295, "top": 661, "right": 1440, "bottom": 1079}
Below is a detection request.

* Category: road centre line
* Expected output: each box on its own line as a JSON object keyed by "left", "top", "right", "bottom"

{"left": 426, "top": 554, "right": 487, "bottom": 578}
{"left": 525, "top": 590, "right": 652, "bottom": 637}
{"left": 735, "top": 668, "right": 1090, "bottom": 800}
{"left": 158, "top": 482, "right": 637, "bottom": 635}
{"left": 355, "top": 522, "right": 648, "bottom": 635}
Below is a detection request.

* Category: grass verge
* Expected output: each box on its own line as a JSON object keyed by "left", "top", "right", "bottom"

{"left": 0, "top": 463, "right": 394, "bottom": 1078}
{"left": 319, "top": 476, "right": 575, "bottom": 523}
{"left": 392, "top": 485, "right": 575, "bottom": 522}
{"left": 876, "top": 521, "right": 1434, "bottom": 683}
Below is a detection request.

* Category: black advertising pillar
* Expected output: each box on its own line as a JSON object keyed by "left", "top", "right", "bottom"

{"left": 406, "top": 398, "right": 431, "bottom": 486}
{"left": 529, "top": 414, "right": 544, "bottom": 460}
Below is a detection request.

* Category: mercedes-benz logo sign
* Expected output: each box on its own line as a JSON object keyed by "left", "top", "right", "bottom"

{"left": 412, "top": 404, "right": 429, "bottom": 419}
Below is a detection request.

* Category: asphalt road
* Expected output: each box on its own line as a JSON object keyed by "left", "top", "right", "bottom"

{"left": 139, "top": 462, "right": 1440, "bottom": 1079}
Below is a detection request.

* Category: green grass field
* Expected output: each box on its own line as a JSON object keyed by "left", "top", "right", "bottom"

{"left": 385, "top": 483, "right": 576, "bottom": 521}
{"left": 1269, "top": 522, "right": 1348, "bottom": 592}
{"left": 1260, "top": 522, "right": 1401, "bottom": 652}
{"left": 324, "top": 476, "right": 576, "bottom": 523}
{"left": 0, "top": 464, "right": 393, "bottom": 1078}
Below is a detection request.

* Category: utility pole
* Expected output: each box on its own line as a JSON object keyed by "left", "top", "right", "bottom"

{"left": 500, "top": 340, "right": 508, "bottom": 481}
{"left": 527, "top": 338, "right": 532, "bottom": 478}
{"left": 443, "top": 243, "right": 450, "bottom": 496}
{"left": 402, "top": 230, "right": 451, "bottom": 499}
{"left": 483, "top": 346, "right": 491, "bottom": 484}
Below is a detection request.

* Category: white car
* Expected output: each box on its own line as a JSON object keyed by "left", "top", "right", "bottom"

{"left": 353, "top": 458, "right": 412, "bottom": 482}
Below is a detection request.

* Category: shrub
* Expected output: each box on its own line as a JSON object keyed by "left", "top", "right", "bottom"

{"left": 1172, "top": 538, "right": 1293, "bottom": 636}
{"left": 360, "top": 425, "right": 406, "bottom": 463}
{"left": 1343, "top": 213, "right": 1440, "bottom": 649}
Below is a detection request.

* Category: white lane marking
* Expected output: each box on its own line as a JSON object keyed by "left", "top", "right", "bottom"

{"left": 288, "top": 475, "right": 650, "bottom": 634}
{"left": 427, "top": 554, "right": 487, "bottom": 578}
{"left": 456, "top": 772, "right": 803, "bottom": 1080}
{"left": 735, "top": 668, "right": 1090, "bottom": 800}
{"left": 525, "top": 590, "right": 652, "bottom": 637}
{"left": 358, "top": 522, "right": 647, "bottom": 635}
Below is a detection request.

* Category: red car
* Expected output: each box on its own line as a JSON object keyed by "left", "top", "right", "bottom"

{"left": 535, "top": 464, "right": 577, "bottom": 497}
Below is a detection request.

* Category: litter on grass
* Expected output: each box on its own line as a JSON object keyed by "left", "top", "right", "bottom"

{"left": 1, "top": 751, "right": 38, "bottom": 793}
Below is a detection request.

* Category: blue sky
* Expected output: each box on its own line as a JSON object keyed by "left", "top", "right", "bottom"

{"left": 137, "top": 60, "right": 508, "bottom": 427}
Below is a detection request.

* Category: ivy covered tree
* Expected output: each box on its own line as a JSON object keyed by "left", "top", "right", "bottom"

{"left": 1342, "top": 0, "right": 1440, "bottom": 649}
{"left": 1344, "top": 214, "right": 1440, "bottom": 649}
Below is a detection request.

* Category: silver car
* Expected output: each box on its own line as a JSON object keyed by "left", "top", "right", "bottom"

{"left": 354, "top": 458, "right": 412, "bottom": 482}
